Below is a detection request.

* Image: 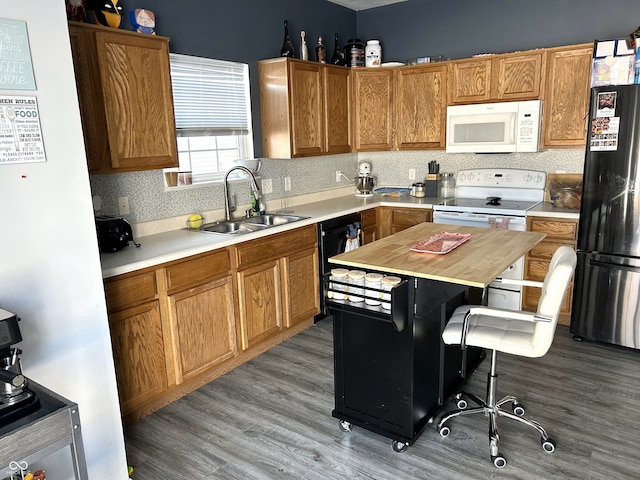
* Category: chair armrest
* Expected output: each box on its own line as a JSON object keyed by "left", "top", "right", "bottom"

{"left": 494, "top": 277, "right": 544, "bottom": 288}
{"left": 460, "top": 306, "right": 552, "bottom": 349}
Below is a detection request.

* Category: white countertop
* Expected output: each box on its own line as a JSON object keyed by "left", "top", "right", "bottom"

{"left": 100, "top": 194, "right": 439, "bottom": 278}
{"left": 527, "top": 202, "right": 580, "bottom": 219}
{"left": 99, "top": 194, "right": 578, "bottom": 279}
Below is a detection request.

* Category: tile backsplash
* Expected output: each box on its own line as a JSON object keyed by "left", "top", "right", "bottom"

{"left": 90, "top": 149, "right": 584, "bottom": 230}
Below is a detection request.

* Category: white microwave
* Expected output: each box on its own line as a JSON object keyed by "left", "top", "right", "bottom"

{"left": 446, "top": 100, "right": 542, "bottom": 153}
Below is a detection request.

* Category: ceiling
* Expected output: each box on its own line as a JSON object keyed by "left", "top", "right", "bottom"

{"left": 325, "top": 0, "right": 407, "bottom": 11}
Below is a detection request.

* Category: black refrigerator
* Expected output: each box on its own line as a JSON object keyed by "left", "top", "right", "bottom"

{"left": 571, "top": 84, "right": 640, "bottom": 349}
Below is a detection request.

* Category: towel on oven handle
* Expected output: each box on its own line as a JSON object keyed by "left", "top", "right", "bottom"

{"left": 489, "top": 217, "right": 510, "bottom": 230}
{"left": 345, "top": 222, "right": 361, "bottom": 252}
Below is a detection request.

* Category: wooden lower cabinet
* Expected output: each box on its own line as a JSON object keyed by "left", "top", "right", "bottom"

{"left": 236, "top": 260, "right": 283, "bottom": 350}
{"left": 361, "top": 208, "right": 377, "bottom": 245}
{"left": 168, "top": 277, "right": 237, "bottom": 383}
{"left": 378, "top": 206, "right": 433, "bottom": 239}
{"left": 105, "top": 227, "right": 318, "bottom": 425}
{"left": 108, "top": 299, "right": 166, "bottom": 416}
{"left": 524, "top": 216, "right": 578, "bottom": 325}
{"left": 282, "top": 248, "right": 320, "bottom": 327}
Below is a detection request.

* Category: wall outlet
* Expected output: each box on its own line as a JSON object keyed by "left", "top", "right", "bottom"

{"left": 118, "top": 196, "right": 130, "bottom": 215}
{"left": 262, "top": 178, "right": 273, "bottom": 194}
{"left": 336, "top": 170, "right": 342, "bottom": 183}
{"left": 284, "top": 176, "right": 291, "bottom": 191}
{"left": 408, "top": 169, "right": 416, "bottom": 181}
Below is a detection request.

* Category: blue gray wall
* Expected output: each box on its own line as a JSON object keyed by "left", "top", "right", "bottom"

{"left": 357, "top": 0, "right": 640, "bottom": 63}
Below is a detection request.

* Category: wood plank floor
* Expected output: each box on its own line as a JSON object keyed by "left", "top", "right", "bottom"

{"left": 125, "top": 320, "right": 640, "bottom": 479}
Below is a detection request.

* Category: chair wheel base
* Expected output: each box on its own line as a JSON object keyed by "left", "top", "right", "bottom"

{"left": 542, "top": 438, "right": 556, "bottom": 453}
{"left": 492, "top": 454, "right": 507, "bottom": 468}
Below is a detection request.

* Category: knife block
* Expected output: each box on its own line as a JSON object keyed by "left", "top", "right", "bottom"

{"left": 425, "top": 174, "right": 441, "bottom": 197}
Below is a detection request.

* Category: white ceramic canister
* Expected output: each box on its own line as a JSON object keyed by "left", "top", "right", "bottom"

{"left": 329, "top": 268, "right": 350, "bottom": 300}
{"left": 347, "top": 270, "right": 367, "bottom": 302}
{"left": 381, "top": 276, "right": 402, "bottom": 310}
{"left": 365, "top": 40, "right": 382, "bottom": 67}
{"left": 364, "top": 272, "right": 384, "bottom": 305}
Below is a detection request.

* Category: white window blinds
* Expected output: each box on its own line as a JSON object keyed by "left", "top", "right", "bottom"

{"left": 169, "top": 53, "right": 251, "bottom": 136}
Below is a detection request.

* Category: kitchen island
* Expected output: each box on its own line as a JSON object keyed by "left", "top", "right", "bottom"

{"left": 327, "top": 223, "right": 545, "bottom": 451}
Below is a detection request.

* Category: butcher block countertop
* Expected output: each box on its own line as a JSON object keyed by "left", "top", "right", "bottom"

{"left": 329, "top": 223, "right": 545, "bottom": 288}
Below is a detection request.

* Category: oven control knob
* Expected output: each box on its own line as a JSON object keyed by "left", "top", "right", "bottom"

{"left": 459, "top": 172, "right": 466, "bottom": 182}
{"left": 534, "top": 174, "right": 544, "bottom": 184}
{"left": 468, "top": 173, "right": 475, "bottom": 181}
{"left": 524, "top": 173, "right": 532, "bottom": 182}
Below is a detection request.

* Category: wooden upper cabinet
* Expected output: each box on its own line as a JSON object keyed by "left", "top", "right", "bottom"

{"left": 68, "top": 21, "right": 178, "bottom": 174}
{"left": 324, "top": 65, "right": 351, "bottom": 154}
{"left": 289, "top": 61, "right": 325, "bottom": 157}
{"left": 352, "top": 68, "right": 394, "bottom": 151}
{"left": 449, "top": 51, "right": 544, "bottom": 104}
{"left": 495, "top": 52, "right": 544, "bottom": 101}
{"left": 395, "top": 64, "right": 448, "bottom": 150}
{"left": 542, "top": 44, "right": 593, "bottom": 148}
{"left": 258, "top": 58, "right": 350, "bottom": 158}
{"left": 449, "top": 58, "right": 492, "bottom": 104}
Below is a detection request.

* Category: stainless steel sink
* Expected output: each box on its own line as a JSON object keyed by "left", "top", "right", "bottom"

{"left": 240, "top": 214, "right": 308, "bottom": 227}
{"left": 196, "top": 214, "right": 308, "bottom": 235}
{"left": 198, "top": 221, "right": 267, "bottom": 235}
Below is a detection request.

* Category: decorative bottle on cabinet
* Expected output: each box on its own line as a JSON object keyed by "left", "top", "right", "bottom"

{"left": 315, "top": 36, "right": 326, "bottom": 63}
{"left": 280, "top": 20, "right": 296, "bottom": 57}
{"left": 300, "top": 31, "right": 309, "bottom": 60}
{"left": 365, "top": 40, "right": 381, "bottom": 67}
{"left": 331, "top": 33, "right": 345, "bottom": 65}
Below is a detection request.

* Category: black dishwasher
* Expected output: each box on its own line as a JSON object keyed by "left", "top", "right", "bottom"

{"left": 329, "top": 275, "right": 484, "bottom": 452}
{"left": 315, "top": 212, "right": 362, "bottom": 322}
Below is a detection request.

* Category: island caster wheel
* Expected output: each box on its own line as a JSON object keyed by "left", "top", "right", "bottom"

{"left": 491, "top": 454, "right": 507, "bottom": 468}
{"left": 439, "top": 425, "right": 451, "bottom": 437}
{"left": 542, "top": 437, "right": 556, "bottom": 453}
{"left": 392, "top": 440, "right": 408, "bottom": 453}
{"left": 338, "top": 420, "right": 352, "bottom": 432}
{"left": 512, "top": 402, "right": 525, "bottom": 416}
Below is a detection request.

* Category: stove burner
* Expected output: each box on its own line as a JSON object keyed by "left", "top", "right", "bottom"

{"left": 486, "top": 196, "right": 502, "bottom": 206}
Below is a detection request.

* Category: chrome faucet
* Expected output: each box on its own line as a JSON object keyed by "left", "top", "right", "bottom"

{"left": 223, "top": 166, "right": 261, "bottom": 221}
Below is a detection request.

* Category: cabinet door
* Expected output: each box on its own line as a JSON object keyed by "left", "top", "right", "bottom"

{"left": 95, "top": 30, "right": 178, "bottom": 170}
{"left": 109, "top": 301, "right": 167, "bottom": 414}
{"left": 237, "top": 260, "right": 282, "bottom": 350}
{"left": 168, "top": 277, "right": 237, "bottom": 383}
{"left": 324, "top": 65, "right": 351, "bottom": 154}
{"left": 289, "top": 61, "right": 325, "bottom": 157}
{"left": 361, "top": 208, "right": 377, "bottom": 245}
{"left": 282, "top": 248, "right": 320, "bottom": 327}
{"left": 396, "top": 65, "right": 448, "bottom": 150}
{"left": 352, "top": 69, "right": 394, "bottom": 151}
{"left": 494, "top": 52, "right": 544, "bottom": 101}
{"left": 543, "top": 45, "right": 593, "bottom": 148}
{"left": 449, "top": 59, "right": 492, "bottom": 104}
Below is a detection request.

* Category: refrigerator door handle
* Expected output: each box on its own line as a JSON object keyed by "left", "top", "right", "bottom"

{"left": 589, "top": 258, "right": 640, "bottom": 274}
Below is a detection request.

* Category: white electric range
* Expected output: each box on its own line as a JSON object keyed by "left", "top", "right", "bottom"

{"left": 432, "top": 168, "right": 547, "bottom": 309}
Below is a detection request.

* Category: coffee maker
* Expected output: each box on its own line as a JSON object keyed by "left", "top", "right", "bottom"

{"left": 0, "top": 307, "right": 39, "bottom": 423}
{"left": 354, "top": 161, "right": 375, "bottom": 198}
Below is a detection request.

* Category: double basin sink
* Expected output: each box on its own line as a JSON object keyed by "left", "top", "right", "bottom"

{"left": 197, "top": 213, "right": 308, "bottom": 235}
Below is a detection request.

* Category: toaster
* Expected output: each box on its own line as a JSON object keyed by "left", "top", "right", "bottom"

{"left": 95, "top": 215, "right": 140, "bottom": 253}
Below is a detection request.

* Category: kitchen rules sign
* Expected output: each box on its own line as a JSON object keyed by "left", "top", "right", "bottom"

{"left": 0, "top": 96, "right": 46, "bottom": 164}
{"left": 0, "top": 19, "right": 36, "bottom": 90}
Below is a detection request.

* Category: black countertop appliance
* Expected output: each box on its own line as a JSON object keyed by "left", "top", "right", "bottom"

{"left": 95, "top": 215, "right": 140, "bottom": 253}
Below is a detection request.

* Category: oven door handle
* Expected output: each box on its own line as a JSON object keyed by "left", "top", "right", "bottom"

{"left": 433, "top": 211, "right": 525, "bottom": 225}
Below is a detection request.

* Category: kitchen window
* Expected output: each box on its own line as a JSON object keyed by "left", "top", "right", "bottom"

{"left": 168, "top": 53, "right": 254, "bottom": 184}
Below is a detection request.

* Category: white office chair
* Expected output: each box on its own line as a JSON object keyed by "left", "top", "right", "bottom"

{"left": 437, "top": 246, "right": 577, "bottom": 468}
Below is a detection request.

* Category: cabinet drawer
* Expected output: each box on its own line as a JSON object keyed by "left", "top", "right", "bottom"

{"left": 529, "top": 241, "right": 575, "bottom": 260}
{"left": 391, "top": 208, "right": 430, "bottom": 226}
{"left": 234, "top": 225, "right": 317, "bottom": 269}
{"left": 165, "top": 249, "right": 230, "bottom": 294}
{"left": 361, "top": 208, "right": 376, "bottom": 227}
{"left": 527, "top": 218, "right": 578, "bottom": 241}
{"left": 105, "top": 270, "right": 157, "bottom": 313}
